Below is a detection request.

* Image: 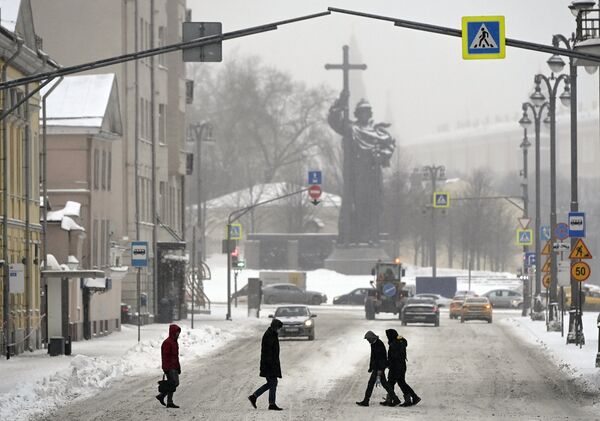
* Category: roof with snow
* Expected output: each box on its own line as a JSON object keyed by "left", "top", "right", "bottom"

{"left": 205, "top": 182, "right": 341, "bottom": 209}
{"left": 42, "top": 74, "right": 122, "bottom": 136}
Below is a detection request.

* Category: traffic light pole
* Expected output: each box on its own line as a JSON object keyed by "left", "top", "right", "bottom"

{"left": 225, "top": 187, "right": 309, "bottom": 320}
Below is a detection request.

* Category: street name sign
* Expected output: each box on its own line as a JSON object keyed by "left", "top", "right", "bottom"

{"left": 228, "top": 223, "right": 243, "bottom": 240}
{"left": 571, "top": 261, "right": 591, "bottom": 282}
{"left": 308, "top": 171, "right": 322, "bottom": 185}
{"left": 9, "top": 263, "right": 25, "bottom": 294}
{"left": 568, "top": 212, "right": 585, "bottom": 238}
{"left": 569, "top": 238, "right": 592, "bottom": 259}
{"left": 433, "top": 192, "right": 450, "bottom": 208}
{"left": 131, "top": 241, "right": 148, "bottom": 268}
{"left": 462, "top": 16, "right": 506, "bottom": 60}
{"left": 516, "top": 229, "right": 533, "bottom": 246}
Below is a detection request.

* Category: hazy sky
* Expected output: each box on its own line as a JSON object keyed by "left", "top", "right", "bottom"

{"left": 188, "top": 0, "right": 598, "bottom": 143}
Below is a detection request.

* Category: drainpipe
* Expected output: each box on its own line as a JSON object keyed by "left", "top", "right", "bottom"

{"left": 40, "top": 76, "right": 63, "bottom": 348}
{"left": 150, "top": 0, "right": 158, "bottom": 318}
{"left": 2, "top": 36, "right": 24, "bottom": 359}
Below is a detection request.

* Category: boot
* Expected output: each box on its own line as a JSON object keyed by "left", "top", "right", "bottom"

{"left": 400, "top": 397, "right": 412, "bottom": 407}
{"left": 379, "top": 398, "right": 392, "bottom": 406}
{"left": 155, "top": 394, "right": 166, "bottom": 407}
{"left": 248, "top": 394, "right": 257, "bottom": 409}
{"left": 411, "top": 396, "right": 421, "bottom": 406}
{"left": 166, "top": 402, "right": 180, "bottom": 409}
{"left": 268, "top": 403, "right": 283, "bottom": 411}
{"left": 390, "top": 396, "right": 401, "bottom": 407}
{"left": 355, "top": 399, "right": 369, "bottom": 407}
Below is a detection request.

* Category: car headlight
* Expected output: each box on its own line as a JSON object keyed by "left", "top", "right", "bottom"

{"left": 304, "top": 319, "right": 313, "bottom": 327}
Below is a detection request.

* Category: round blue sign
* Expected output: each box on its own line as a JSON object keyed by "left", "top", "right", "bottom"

{"left": 555, "top": 223, "right": 569, "bottom": 241}
{"left": 383, "top": 283, "right": 397, "bottom": 297}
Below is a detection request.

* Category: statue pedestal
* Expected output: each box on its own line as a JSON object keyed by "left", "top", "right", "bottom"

{"left": 324, "top": 244, "right": 390, "bottom": 275}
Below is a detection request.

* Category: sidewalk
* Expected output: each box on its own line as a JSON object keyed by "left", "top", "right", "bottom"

{"left": 0, "top": 304, "right": 263, "bottom": 421}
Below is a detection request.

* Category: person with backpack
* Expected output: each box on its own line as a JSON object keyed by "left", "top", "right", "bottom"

{"left": 381, "top": 329, "right": 421, "bottom": 407}
{"left": 156, "top": 324, "right": 182, "bottom": 409}
{"left": 356, "top": 330, "right": 401, "bottom": 407}
{"left": 248, "top": 318, "right": 284, "bottom": 411}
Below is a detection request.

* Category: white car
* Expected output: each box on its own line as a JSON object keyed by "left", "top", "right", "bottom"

{"left": 270, "top": 305, "right": 316, "bottom": 341}
{"left": 415, "top": 293, "right": 453, "bottom": 308}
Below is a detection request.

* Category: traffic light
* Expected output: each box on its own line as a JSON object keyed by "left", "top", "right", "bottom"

{"left": 231, "top": 246, "right": 239, "bottom": 266}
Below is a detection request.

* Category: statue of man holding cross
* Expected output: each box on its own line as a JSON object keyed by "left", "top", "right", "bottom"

{"left": 326, "top": 46, "right": 396, "bottom": 246}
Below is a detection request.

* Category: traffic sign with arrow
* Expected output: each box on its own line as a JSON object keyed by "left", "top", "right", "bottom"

{"left": 308, "top": 184, "right": 322, "bottom": 205}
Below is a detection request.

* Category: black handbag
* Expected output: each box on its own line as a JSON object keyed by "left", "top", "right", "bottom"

{"left": 157, "top": 374, "right": 171, "bottom": 394}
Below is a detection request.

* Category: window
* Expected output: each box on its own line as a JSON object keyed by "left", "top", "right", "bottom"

{"left": 93, "top": 149, "right": 99, "bottom": 190}
{"left": 158, "top": 26, "right": 166, "bottom": 66}
{"left": 107, "top": 151, "right": 112, "bottom": 191}
{"left": 101, "top": 150, "right": 106, "bottom": 190}
{"left": 92, "top": 219, "right": 98, "bottom": 266}
{"left": 100, "top": 220, "right": 106, "bottom": 266}
{"left": 158, "top": 104, "right": 166, "bottom": 144}
{"left": 140, "top": 98, "right": 145, "bottom": 139}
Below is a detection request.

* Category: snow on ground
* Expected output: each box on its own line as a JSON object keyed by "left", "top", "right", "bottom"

{"left": 203, "top": 253, "right": 520, "bottom": 303}
{"left": 502, "top": 312, "right": 600, "bottom": 398}
{"left": 0, "top": 309, "right": 260, "bottom": 421}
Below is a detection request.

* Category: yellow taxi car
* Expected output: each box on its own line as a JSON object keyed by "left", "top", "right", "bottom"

{"left": 460, "top": 297, "right": 493, "bottom": 323}
{"left": 449, "top": 295, "right": 467, "bottom": 319}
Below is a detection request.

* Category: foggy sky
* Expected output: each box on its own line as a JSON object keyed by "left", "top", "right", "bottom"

{"left": 188, "top": 0, "right": 596, "bottom": 144}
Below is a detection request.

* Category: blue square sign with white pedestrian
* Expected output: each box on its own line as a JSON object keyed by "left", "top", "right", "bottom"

{"left": 568, "top": 212, "right": 585, "bottom": 238}
{"left": 308, "top": 171, "right": 322, "bottom": 185}
{"left": 462, "top": 16, "right": 506, "bottom": 60}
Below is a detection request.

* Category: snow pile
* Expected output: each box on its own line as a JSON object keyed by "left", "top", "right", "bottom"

{"left": 0, "top": 325, "right": 233, "bottom": 421}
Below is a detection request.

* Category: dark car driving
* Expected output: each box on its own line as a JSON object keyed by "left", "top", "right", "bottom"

{"left": 262, "top": 283, "right": 327, "bottom": 305}
{"left": 270, "top": 305, "right": 317, "bottom": 340}
{"left": 401, "top": 298, "right": 439, "bottom": 327}
{"left": 333, "top": 288, "right": 374, "bottom": 305}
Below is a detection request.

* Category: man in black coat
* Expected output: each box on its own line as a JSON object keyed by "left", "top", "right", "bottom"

{"left": 356, "top": 330, "right": 401, "bottom": 407}
{"left": 248, "top": 318, "right": 284, "bottom": 411}
{"left": 382, "top": 329, "right": 421, "bottom": 407}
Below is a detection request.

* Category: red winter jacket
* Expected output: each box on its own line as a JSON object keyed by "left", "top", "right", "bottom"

{"left": 161, "top": 324, "right": 181, "bottom": 372}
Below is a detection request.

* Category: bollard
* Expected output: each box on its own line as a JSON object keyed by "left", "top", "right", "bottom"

{"left": 596, "top": 314, "right": 600, "bottom": 368}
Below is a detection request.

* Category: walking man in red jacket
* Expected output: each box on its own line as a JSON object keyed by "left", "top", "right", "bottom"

{"left": 156, "top": 324, "right": 181, "bottom": 408}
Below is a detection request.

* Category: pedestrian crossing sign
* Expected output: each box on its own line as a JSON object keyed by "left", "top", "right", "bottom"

{"left": 227, "top": 223, "right": 242, "bottom": 240}
{"left": 462, "top": 16, "right": 506, "bottom": 60}
{"left": 433, "top": 192, "right": 450, "bottom": 208}
{"left": 516, "top": 229, "right": 533, "bottom": 246}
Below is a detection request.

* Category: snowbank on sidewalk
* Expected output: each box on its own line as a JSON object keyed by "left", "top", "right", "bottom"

{"left": 502, "top": 313, "right": 600, "bottom": 398}
{"left": 0, "top": 325, "right": 233, "bottom": 421}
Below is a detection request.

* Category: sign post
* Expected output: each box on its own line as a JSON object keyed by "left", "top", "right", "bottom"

{"left": 131, "top": 241, "right": 148, "bottom": 342}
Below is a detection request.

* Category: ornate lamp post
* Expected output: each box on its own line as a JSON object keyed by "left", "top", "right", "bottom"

{"left": 531, "top": 73, "right": 571, "bottom": 331}
{"left": 519, "top": 129, "right": 531, "bottom": 317}
{"left": 519, "top": 98, "right": 549, "bottom": 316}
{"left": 421, "top": 165, "right": 445, "bottom": 279}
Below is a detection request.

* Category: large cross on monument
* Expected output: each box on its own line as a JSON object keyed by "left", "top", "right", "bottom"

{"left": 324, "top": 45, "right": 367, "bottom": 129}
{"left": 325, "top": 45, "right": 368, "bottom": 245}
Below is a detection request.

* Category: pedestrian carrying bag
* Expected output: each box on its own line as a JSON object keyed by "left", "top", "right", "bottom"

{"left": 157, "top": 374, "right": 172, "bottom": 394}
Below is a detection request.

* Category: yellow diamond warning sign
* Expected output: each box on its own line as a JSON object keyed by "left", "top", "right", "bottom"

{"left": 568, "top": 238, "right": 592, "bottom": 260}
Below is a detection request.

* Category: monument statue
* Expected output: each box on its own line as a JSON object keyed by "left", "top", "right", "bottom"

{"left": 328, "top": 93, "right": 396, "bottom": 245}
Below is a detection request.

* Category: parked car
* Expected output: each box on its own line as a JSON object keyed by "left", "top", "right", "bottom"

{"left": 483, "top": 289, "right": 523, "bottom": 308}
{"left": 461, "top": 297, "right": 493, "bottom": 323}
{"left": 415, "top": 293, "right": 453, "bottom": 308}
{"left": 449, "top": 295, "right": 467, "bottom": 319}
{"left": 456, "top": 290, "right": 478, "bottom": 297}
{"left": 401, "top": 298, "right": 439, "bottom": 327}
{"left": 262, "top": 283, "right": 327, "bottom": 305}
{"left": 270, "top": 305, "right": 316, "bottom": 340}
{"left": 333, "top": 288, "right": 374, "bottom": 305}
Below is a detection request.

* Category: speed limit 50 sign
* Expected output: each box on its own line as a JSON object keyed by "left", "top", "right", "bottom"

{"left": 571, "top": 261, "right": 591, "bottom": 282}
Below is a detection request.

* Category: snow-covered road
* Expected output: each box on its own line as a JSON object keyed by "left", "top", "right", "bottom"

{"left": 36, "top": 307, "right": 599, "bottom": 421}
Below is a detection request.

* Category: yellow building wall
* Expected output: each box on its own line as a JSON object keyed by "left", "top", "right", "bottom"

{"left": 0, "top": 60, "right": 43, "bottom": 351}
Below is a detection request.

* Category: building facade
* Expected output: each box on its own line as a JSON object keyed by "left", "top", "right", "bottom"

{"left": 32, "top": 0, "right": 188, "bottom": 319}
{"left": 0, "top": 0, "right": 58, "bottom": 354}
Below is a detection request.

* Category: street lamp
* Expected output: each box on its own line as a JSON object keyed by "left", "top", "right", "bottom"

{"left": 421, "top": 165, "right": 445, "bottom": 279}
{"left": 533, "top": 71, "right": 570, "bottom": 331}
{"left": 520, "top": 128, "right": 532, "bottom": 317}
{"left": 569, "top": 0, "right": 596, "bottom": 17}
{"left": 519, "top": 98, "right": 549, "bottom": 316}
{"left": 550, "top": 32, "right": 585, "bottom": 343}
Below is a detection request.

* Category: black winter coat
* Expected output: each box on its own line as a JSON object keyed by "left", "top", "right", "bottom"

{"left": 368, "top": 338, "right": 388, "bottom": 372}
{"left": 386, "top": 328, "right": 407, "bottom": 372}
{"left": 259, "top": 327, "right": 282, "bottom": 378}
